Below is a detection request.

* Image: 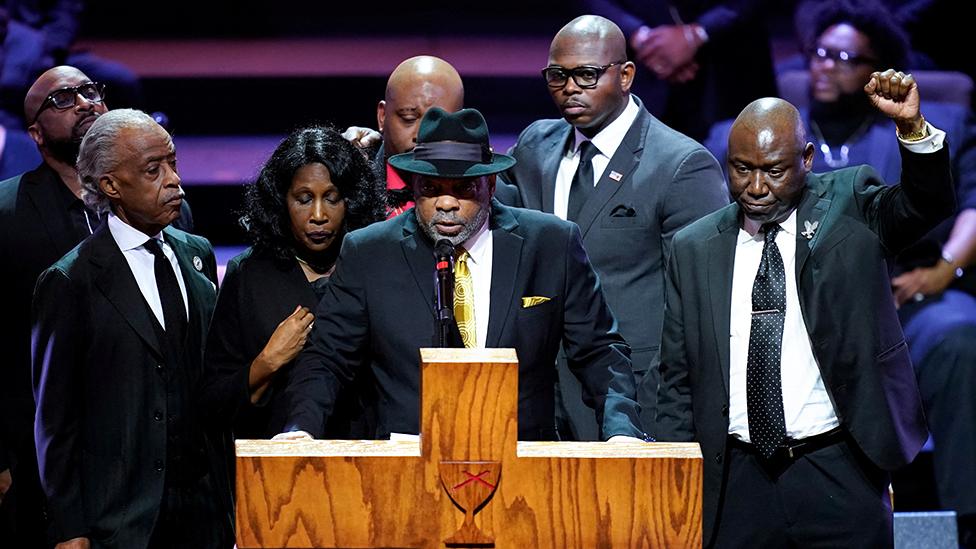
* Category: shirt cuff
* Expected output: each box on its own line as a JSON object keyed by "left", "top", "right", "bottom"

{"left": 899, "top": 121, "right": 946, "bottom": 153}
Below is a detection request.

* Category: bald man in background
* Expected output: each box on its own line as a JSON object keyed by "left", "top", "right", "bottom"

{"left": 499, "top": 15, "right": 728, "bottom": 441}
{"left": 345, "top": 55, "right": 464, "bottom": 216}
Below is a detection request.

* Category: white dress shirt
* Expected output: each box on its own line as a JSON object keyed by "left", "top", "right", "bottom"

{"left": 108, "top": 213, "right": 188, "bottom": 328}
{"left": 459, "top": 219, "right": 493, "bottom": 348}
{"left": 728, "top": 210, "right": 839, "bottom": 442}
{"left": 553, "top": 96, "right": 640, "bottom": 220}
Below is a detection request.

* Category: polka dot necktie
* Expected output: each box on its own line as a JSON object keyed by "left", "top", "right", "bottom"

{"left": 454, "top": 247, "right": 476, "bottom": 348}
{"left": 746, "top": 224, "right": 788, "bottom": 459}
{"left": 567, "top": 140, "right": 599, "bottom": 222}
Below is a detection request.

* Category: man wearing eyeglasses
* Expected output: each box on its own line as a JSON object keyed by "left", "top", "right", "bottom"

{"left": 498, "top": 15, "right": 728, "bottom": 442}
{"left": 0, "top": 66, "right": 190, "bottom": 547}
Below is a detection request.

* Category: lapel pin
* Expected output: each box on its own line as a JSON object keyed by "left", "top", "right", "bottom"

{"left": 608, "top": 170, "right": 623, "bottom": 181}
{"left": 192, "top": 256, "right": 204, "bottom": 271}
{"left": 801, "top": 220, "right": 819, "bottom": 240}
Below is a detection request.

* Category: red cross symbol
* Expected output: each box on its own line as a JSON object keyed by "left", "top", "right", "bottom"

{"left": 452, "top": 470, "right": 495, "bottom": 492}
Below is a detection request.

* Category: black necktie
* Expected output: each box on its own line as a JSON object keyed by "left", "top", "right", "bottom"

{"left": 144, "top": 238, "right": 187, "bottom": 348}
{"left": 567, "top": 140, "right": 599, "bottom": 222}
{"left": 746, "top": 224, "right": 788, "bottom": 459}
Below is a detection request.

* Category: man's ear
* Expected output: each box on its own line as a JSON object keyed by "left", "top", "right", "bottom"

{"left": 802, "top": 142, "right": 815, "bottom": 172}
{"left": 487, "top": 174, "right": 497, "bottom": 196}
{"left": 620, "top": 61, "right": 637, "bottom": 94}
{"left": 376, "top": 100, "right": 387, "bottom": 133}
{"left": 98, "top": 174, "right": 121, "bottom": 200}
{"left": 27, "top": 123, "right": 43, "bottom": 147}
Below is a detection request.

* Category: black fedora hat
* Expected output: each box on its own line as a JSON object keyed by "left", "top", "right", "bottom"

{"left": 388, "top": 107, "right": 516, "bottom": 178}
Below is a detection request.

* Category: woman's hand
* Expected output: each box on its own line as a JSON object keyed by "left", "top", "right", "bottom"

{"left": 248, "top": 305, "right": 314, "bottom": 401}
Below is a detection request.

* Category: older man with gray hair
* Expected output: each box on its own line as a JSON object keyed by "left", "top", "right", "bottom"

{"left": 31, "top": 109, "right": 232, "bottom": 549}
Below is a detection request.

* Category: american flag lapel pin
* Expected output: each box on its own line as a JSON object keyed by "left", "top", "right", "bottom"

{"left": 608, "top": 170, "right": 623, "bottom": 181}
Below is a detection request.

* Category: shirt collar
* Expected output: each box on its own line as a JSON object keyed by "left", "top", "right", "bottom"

{"left": 108, "top": 212, "right": 163, "bottom": 252}
{"left": 737, "top": 208, "right": 798, "bottom": 244}
{"left": 461, "top": 215, "right": 492, "bottom": 265}
{"left": 570, "top": 95, "right": 639, "bottom": 159}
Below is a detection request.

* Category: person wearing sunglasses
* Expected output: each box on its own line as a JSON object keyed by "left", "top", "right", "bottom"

{"left": 498, "top": 15, "right": 728, "bottom": 443}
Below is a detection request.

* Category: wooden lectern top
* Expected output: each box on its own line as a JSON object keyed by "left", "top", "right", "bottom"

{"left": 236, "top": 348, "right": 702, "bottom": 548}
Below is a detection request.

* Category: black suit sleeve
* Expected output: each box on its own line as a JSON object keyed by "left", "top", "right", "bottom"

{"left": 654, "top": 243, "right": 696, "bottom": 442}
{"left": 283, "top": 236, "right": 369, "bottom": 437}
{"left": 199, "top": 259, "right": 256, "bottom": 428}
{"left": 31, "top": 266, "right": 89, "bottom": 541}
{"left": 858, "top": 145, "right": 955, "bottom": 254}
{"left": 560, "top": 223, "right": 644, "bottom": 439}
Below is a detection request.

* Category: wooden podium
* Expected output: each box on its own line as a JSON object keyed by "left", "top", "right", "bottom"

{"left": 235, "top": 348, "right": 702, "bottom": 548}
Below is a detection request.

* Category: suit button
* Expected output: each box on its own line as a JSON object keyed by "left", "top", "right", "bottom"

{"left": 154, "top": 459, "right": 164, "bottom": 472}
{"left": 721, "top": 405, "right": 729, "bottom": 417}
{"left": 153, "top": 410, "right": 163, "bottom": 421}
{"left": 155, "top": 364, "right": 164, "bottom": 372}
{"left": 715, "top": 452, "right": 723, "bottom": 464}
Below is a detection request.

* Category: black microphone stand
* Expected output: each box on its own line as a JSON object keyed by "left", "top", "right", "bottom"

{"left": 433, "top": 239, "right": 455, "bottom": 347}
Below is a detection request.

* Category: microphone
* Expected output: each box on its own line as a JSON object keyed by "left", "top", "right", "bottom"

{"left": 433, "top": 239, "right": 455, "bottom": 347}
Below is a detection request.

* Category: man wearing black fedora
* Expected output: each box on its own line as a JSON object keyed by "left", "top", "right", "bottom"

{"left": 279, "top": 107, "right": 644, "bottom": 442}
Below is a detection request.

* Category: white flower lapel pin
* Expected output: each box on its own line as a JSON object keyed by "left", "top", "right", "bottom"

{"left": 801, "top": 220, "right": 819, "bottom": 240}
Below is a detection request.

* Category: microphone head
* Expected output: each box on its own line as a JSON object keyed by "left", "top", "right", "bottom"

{"left": 434, "top": 239, "right": 455, "bottom": 260}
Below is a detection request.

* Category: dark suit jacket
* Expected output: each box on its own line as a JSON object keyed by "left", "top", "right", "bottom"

{"left": 0, "top": 163, "right": 96, "bottom": 485}
{"left": 284, "top": 200, "right": 644, "bottom": 441}
{"left": 201, "top": 247, "right": 369, "bottom": 439}
{"left": 31, "top": 223, "right": 232, "bottom": 548}
{"left": 499, "top": 98, "right": 728, "bottom": 437}
{"left": 655, "top": 146, "right": 955, "bottom": 545}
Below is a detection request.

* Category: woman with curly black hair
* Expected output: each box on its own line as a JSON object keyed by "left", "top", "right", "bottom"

{"left": 201, "top": 125, "right": 385, "bottom": 439}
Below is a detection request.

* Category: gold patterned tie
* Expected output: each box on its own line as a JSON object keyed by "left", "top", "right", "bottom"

{"left": 454, "top": 247, "right": 476, "bottom": 348}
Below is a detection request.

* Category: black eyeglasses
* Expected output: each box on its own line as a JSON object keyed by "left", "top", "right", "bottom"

{"left": 31, "top": 82, "right": 106, "bottom": 123}
{"left": 810, "top": 47, "right": 877, "bottom": 68}
{"left": 541, "top": 62, "right": 625, "bottom": 89}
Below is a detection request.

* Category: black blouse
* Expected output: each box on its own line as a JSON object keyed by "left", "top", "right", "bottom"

{"left": 200, "top": 248, "right": 368, "bottom": 439}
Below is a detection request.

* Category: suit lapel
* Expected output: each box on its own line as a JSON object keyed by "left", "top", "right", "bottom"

{"left": 164, "top": 228, "right": 215, "bottom": 335}
{"left": 794, "top": 175, "right": 834, "bottom": 276}
{"left": 574, "top": 108, "right": 649, "bottom": 237}
{"left": 400, "top": 213, "right": 437, "bottom": 318}
{"left": 90, "top": 225, "right": 163, "bottom": 357}
{"left": 707, "top": 207, "right": 740, "bottom": 396}
{"left": 539, "top": 126, "right": 572, "bottom": 214}
{"left": 485, "top": 201, "right": 523, "bottom": 347}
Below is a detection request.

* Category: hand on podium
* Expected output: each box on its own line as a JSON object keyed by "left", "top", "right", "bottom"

{"left": 606, "top": 435, "right": 647, "bottom": 443}
{"left": 272, "top": 430, "right": 313, "bottom": 441}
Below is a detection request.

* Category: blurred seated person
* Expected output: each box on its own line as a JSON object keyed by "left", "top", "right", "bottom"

{"left": 0, "top": 123, "right": 40, "bottom": 179}
{"left": 705, "top": 2, "right": 976, "bottom": 544}
{"left": 200, "top": 126, "right": 386, "bottom": 439}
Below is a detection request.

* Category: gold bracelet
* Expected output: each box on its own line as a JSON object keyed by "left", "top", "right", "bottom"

{"left": 897, "top": 115, "right": 928, "bottom": 142}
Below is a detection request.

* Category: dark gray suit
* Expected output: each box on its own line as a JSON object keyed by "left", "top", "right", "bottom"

{"left": 656, "top": 146, "right": 955, "bottom": 545}
{"left": 499, "top": 98, "right": 728, "bottom": 438}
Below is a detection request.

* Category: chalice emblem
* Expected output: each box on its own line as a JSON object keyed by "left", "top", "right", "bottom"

{"left": 439, "top": 460, "right": 501, "bottom": 547}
